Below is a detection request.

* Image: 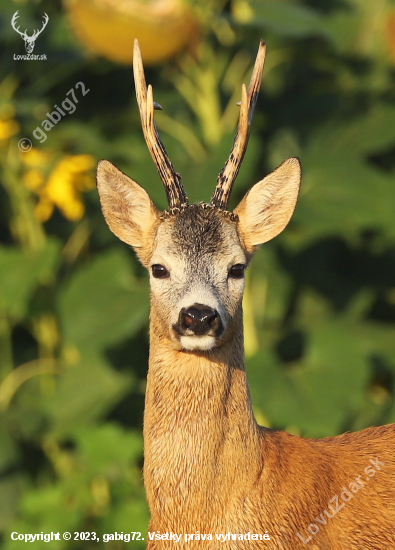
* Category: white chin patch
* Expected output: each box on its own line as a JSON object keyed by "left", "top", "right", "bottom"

{"left": 180, "top": 335, "right": 216, "bottom": 351}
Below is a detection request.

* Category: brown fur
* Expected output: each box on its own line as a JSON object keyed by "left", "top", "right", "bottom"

{"left": 96, "top": 159, "right": 395, "bottom": 549}
{"left": 144, "top": 320, "right": 395, "bottom": 549}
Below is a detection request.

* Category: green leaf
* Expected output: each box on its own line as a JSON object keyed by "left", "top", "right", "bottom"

{"left": 250, "top": 0, "right": 329, "bottom": 38}
{"left": 44, "top": 356, "right": 131, "bottom": 436}
{"left": 12, "top": 485, "right": 81, "bottom": 549}
{"left": 75, "top": 423, "right": 143, "bottom": 476}
{"left": 103, "top": 499, "right": 149, "bottom": 548}
{"left": 247, "top": 320, "right": 370, "bottom": 436}
{"left": 0, "top": 427, "right": 18, "bottom": 473}
{"left": 0, "top": 476, "right": 21, "bottom": 531}
{"left": 294, "top": 107, "right": 395, "bottom": 238}
{"left": 0, "top": 239, "right": 60, "bottom": 320}
{"left": 58, "top": 249, "right": 149, "bottom": 355}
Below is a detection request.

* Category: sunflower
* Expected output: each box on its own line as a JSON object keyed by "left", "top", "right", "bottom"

{"left": 65, "top": 0, "right": 198, "bottom": 65}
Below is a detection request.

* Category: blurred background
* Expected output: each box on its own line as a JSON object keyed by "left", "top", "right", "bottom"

{"left": 1, "top": 0, "right": 395, "bottom": 546}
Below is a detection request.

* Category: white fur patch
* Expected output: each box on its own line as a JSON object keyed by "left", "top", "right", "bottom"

{"left": 180, "top": 335, "right": 216, "bottom": 351}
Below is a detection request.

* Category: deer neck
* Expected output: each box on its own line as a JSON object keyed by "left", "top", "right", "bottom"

{"left": 143, "top": 308, "right": 262, "bottom": 529}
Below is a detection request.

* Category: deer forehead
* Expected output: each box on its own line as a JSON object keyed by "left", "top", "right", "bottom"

{"left": 150, "top": 205, "right": 246, "bottom": 273}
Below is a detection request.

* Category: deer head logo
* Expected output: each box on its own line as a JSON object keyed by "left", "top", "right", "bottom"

{"left": 11, "top": 11, "right": 49, "bottom": 54}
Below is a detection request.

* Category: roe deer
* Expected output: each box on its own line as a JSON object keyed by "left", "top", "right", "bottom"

{"left": 97, "top": 40, "right": 395, "bottom": 549}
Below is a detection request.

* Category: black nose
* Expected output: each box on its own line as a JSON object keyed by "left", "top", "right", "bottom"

{"left": 179, "top": 303, "right": 220, "bottom": 336}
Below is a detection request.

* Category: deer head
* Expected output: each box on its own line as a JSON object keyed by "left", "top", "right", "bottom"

{"left": 97, "top": 40, "right": 301, "bottom": 352}
{"left": 11, "top": 11, "right": 49, "bottom": 54}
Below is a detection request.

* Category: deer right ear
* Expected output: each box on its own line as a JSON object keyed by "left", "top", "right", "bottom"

{"left": 96, "top": 160, "right": 160, "bottom": 250}
{"left": 234, "top": 157, "right": 301, "bottom": 252}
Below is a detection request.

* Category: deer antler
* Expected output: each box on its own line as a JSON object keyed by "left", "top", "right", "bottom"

{"left": 31, "top": 13, "right": 49, "bottom": 40}
{"left": 211, "top": 40, "right": 266, "bottom": 210}
{"left": 133, "top": 39, "right": 188, "bottom": 210}
{"left": 11, "top": 11, "right": 27, "bottom": 38}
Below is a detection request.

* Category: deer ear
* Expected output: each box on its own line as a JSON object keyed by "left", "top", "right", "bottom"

{"left": 96, "top": 160, "right": 160, "bottom": 251}
{"left": 234, "top": 158, "right": 301, "bottom": 251}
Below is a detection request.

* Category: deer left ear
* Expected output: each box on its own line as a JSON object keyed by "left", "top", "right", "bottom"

{"left": 234, "top": 157, "right": 301, "bottom": 251}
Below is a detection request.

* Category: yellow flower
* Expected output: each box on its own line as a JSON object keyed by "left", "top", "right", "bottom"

{"left": 20, "top": 148, "right": 51, "bottom": 168}
{"left": 23, "top": 169, "right": 46, "bottom": 192}
{"left": 37, "top": 155, "right": 95, "bottom": 222}
{"left": 64, "top": 0, "right": 198, "bottom": 65}
{"left": 34, "top": 198, "right": 55, "bottom": 222}
{"left": 59, "top": 154, "right": 94, "bottom": 173}
{"left": 0, "top": 103, "right": 19, "bottom": 145}
{"left": 0, "top": 119, "right": 19, "bottom": 141}
{"left": 22, "top": 152, "right": 95, "bottom": 222}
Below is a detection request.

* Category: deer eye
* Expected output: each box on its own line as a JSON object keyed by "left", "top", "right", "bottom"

{"left": 229, "top": 264, "right": 245, "bottom": 279}
{"left": 151, "top": 264, "right": 169, "bottom": 279}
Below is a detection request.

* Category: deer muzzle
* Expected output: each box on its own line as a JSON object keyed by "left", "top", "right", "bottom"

{"left": 174, "top": 303, "right": 223, "bottom": 338}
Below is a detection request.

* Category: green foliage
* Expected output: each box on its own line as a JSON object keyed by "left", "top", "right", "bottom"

{"left": 1, "top": 0, "right": 395, "bottom": 546}
{"left": 58, "top": 250, "right": 149, "bottom": 356}
{"left": 0, "top": 240, "right": 60, "bottom": 321}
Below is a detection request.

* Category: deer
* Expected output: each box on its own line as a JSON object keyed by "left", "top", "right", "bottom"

{"left": 11, "top": 11, "right": 49, "bottom": 54}
{"left": 96, "top": 40, "right": 395, "bottom": 549}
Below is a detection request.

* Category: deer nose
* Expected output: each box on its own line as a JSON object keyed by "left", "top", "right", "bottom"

{"left": 180, "top": 304, "right": 220, "bottom": 336}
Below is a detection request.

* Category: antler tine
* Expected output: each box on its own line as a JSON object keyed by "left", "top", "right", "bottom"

{"left": 211, "top": 40, "right": 266, "bottom": 210}
{"left": 32, "top": 13, "right": 49, "bottom": 38}
{"left": 133, "top": 39, "right": 188, "bottom": 210}
{"left": 11, "top": 11, "right": 26, "bottom": 37}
